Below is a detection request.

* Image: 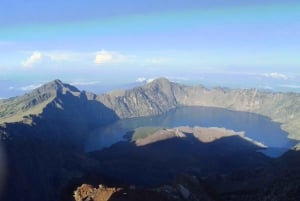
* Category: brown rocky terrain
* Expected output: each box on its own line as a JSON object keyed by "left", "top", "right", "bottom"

{"left": 73, "top": 174, "right": 221, "bottom": 201}
{"left": 74, "top": 184, "right": 121, "bottom": 201}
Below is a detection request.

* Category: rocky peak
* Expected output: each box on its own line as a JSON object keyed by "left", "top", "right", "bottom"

{"left": 0, "top": 79, "right": 81, "bottom": 123}
{"left": 74, "top": 184, "right": 121, "bottom": 201}
{"left": 98, "top": 77, "right": 178, "bottom": 118}
{"left": 149, "top": 77, "right": 171, "bottom": 84}
{"left": 33, "top": 79, "right": 80, "bottom": 95}
{"left": 145, "top": 77, "right": 173, "bottom": 90}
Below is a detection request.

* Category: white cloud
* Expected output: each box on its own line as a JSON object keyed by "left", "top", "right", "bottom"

{"left": 263, "top": 72, "right": 288, "bottom": 80}
{"left": 70, "top": 81, "right": 101, "bottom": 86}
{"left": 19, "top": 50, "right": 133, "bottom": 67}
{"left": 135, "top": 77, "right": 156, "bottom": 83}
{"left": 95, "top": 51, "right": 113, "bottom": 64}
{"left": 136, "top": 77, "right": 147, "bottom": 82}
{"left": 8, "top": 84, "right": 42, "bottom": 91}
{"left": 18, "top": 50, "right": 137, "bottom": 68}
{"left": 21, "top": 51, "right": 42, "bottom": 68}
{"left": 146, "top": 78, "right": 155, "bottom": 83}
{"left": 94, "top": 50, "right": 131, "bottom": 64}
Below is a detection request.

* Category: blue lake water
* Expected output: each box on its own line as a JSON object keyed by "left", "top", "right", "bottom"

{"left": 86, "top": 106, "right": 297, "bottom": 157}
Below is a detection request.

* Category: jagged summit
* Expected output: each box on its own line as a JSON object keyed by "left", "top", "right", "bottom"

{"left": 0, "top": 79, "right": 80, "bottom": 123}
{"left": 33, "top": 79, "right": 80, "bottom": 95}
{"left": 99, "top": 77, "right": 179, "bottom": 118}
{"left": 149, "top": 77, "right": 171, "bottom": 84}
{"left": 144, "top": 77, "right": 174, "bottom": 86}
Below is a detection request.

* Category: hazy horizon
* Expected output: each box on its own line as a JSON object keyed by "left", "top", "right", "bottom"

{"left": 1, "top": 0, "right": 300, "bottom": 97}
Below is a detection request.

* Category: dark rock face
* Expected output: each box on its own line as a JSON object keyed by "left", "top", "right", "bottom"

{"left": 205, "top": 149, "right": 300, "bottom": 201}
{"left": 70, "top": 150, "right": 300, "bottom": 201}
{"left": 89, "top": 133, "right": 270, "bottom": 187}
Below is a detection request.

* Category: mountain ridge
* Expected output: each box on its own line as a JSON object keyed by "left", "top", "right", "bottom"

{"left": 1, "top": 77, "right": 300, "bottom": 143}
{"left": 0, "top": 79, "right": 80, "bottom": 124}
{"left": 1, "top": 77, "right": 300, "bottom": 201}
{"left": 98, "top": 78, "right": 300, "bottom": 143}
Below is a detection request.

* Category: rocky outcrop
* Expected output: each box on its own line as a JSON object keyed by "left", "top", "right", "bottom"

{"left": 74, "top": 184, "right": 121, "bottom": 201}
{"left": 73, "top": 174, "right": 220, "bottom": 201}
{"left": 155, "top": 174, "right": 219, "bottom": 201}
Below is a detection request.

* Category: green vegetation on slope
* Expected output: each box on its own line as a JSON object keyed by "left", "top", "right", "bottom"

{"left": 131, "top": 126, "right": 164, "bottom": 141}
{"left": 0, "top": 98, "right": 54, "bottom": 124}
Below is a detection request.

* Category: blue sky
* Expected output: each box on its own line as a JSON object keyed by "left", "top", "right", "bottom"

{"left": 0, "top": 0, "right": 300, "bottom": 97}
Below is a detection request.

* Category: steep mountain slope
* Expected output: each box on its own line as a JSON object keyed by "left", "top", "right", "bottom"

{"left": 0, "top": 80, "right": 64, "bottom": 123}
{"left": 99, "top": 78, "right": 300, "bottom": 141}
{"left": 0, "top": 80, "right": 118, "bottom": 201}
{"left": 0, "top": 79, "right": 118, "bottom": 142}
{"left": 98, "top": 78, "right": 179, "bottom": 118}
{"left": 90, "top": 129, "right": 270, "bottom": 187}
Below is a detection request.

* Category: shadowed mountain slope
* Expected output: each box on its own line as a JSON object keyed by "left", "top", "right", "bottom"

{"left": 0, "top": 80, "right": 118, "bottom": 201}
{"left": 0, "top": 80, "right": 79, "bottom": 123}
{"left": 0, "top": 79, "right": 118, "bottom": 142}
{"left": 90, "top": 130, "right": 270, "bottom": 187}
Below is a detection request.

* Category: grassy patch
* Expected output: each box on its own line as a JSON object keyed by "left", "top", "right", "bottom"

{"left": 131, "top": 126, "right": 164, "bottom": 141}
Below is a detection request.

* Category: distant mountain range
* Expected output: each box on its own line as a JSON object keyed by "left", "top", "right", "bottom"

{"left": 1, "top": 77, "right": 300, "bottom": 143}
{"left": 1, "top": 78, "right": 300, "bottom": 201}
